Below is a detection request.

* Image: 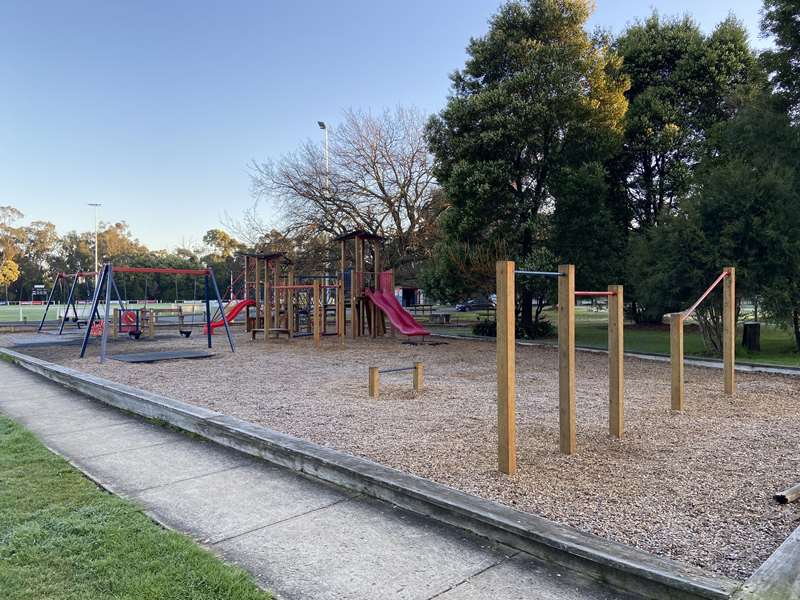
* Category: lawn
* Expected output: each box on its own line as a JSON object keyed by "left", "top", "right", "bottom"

{"left": 0, "top": 415, "right": 271, "bottom": 600}
{"left": 424, "top": 306, "right": 800, "bottom": 367}
{"left": 0, "top": 303, "right": 197, "bottom": 324}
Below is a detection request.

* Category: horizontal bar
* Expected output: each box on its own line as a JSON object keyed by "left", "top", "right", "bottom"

{"left": 272, "top": 284, "right": 314, "bottom": 290}
{"left": 112, "top": 267, "right": 210, "bottom": 275}
{"left": 682, "top": 271, "right": 729, "bottom": 320}
{"left": 378, "top": 366, "right": 416, "bottom": 374}
{"left": 514, "top": 270, "right": 564, "bottom": 277}
{"left": 575, "top": 291, "right": 616, "bottom": 297}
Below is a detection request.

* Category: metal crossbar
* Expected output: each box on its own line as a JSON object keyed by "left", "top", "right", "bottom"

{"left": 379, "top": 366, "right": 415, "bottom": 374}
{"left": 682, "top": 271, "right": 729, "bottom": 320}
{"left": 514, "top": 270, "right": 564, "bottom": 277}
{"left": 575, "top": 291, "right": 616, "bottom": 297}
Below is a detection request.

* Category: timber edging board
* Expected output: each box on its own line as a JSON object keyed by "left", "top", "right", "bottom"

{"left": 0, "top": 347, "right": 738, "bottom": 600}
{"left": 731, "top": 523, "right": 800, "bottom": 600}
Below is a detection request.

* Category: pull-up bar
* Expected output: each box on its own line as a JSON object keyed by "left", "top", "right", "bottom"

{"left": 575, "top": 291, "right": 617, "bottom": 297}
{"left": 514, "top": 270, "right": 565, "bottom": 277}
{"left": 670, "top": 268, "right": 735, "bottom": 411}
{"left": 681, "top": 271, "right": 729, "bottom": 320}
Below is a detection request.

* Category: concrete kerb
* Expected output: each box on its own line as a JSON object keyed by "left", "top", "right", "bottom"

{"left": 0, "top": 348, "right": 739, "bottom": 600}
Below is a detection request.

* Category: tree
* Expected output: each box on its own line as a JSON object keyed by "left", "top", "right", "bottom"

{"left": 762, "top": 0, "right": 800, "bottom": 117}
{"left": 425, "top": 0, "right": 628, "bottom": 335}
{"left": 616, "top": 14, "right": 762, "bottom": 322}
{"left": 615, "top": 14, "right": 761, "bottom": 229}
{"left": 248, "top": 107, "right": 441, "bottom": 272}
{"left": 0, "top": 206, "right": 23, "bottom": 290}
{"left": 691, "top": 95, "right": 800, "bottom": 350}
{"left": 11, "top": 221, "right": 59, "bottom": 301}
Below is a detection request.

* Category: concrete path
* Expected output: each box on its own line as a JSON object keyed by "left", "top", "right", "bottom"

{"left": 0, "top": 361, "right": 631, "bottom": 600}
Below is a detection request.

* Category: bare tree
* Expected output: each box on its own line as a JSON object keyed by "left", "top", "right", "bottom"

{"left": 247, "top": 107, "right": 442, "bottom": 268}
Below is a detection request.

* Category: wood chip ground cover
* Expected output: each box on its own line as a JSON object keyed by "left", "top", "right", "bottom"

{"left": 8, "top": 331, "right": 800, "bottom": 581}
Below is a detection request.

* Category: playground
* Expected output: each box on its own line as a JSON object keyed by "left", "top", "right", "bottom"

{"left": 5, "top": 328, "right": 798, "bottom": 582}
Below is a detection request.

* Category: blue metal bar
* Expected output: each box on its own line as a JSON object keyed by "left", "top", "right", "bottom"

{"left": 80, "top": 265, "right": 107, "bottom": 358}
{"left": 58, "top": 274, "right": 79, "bottom": 335}
{"left": 99, "top": 266, "right": 113, "bottom": 363}
{"left": 514, "top": 270, "right": 564, "bottom": 277}
{"left": 209, "top": 268, "right": 236, "bottom": 353}
{"left": 37, "top": 274, "right": 61, "bottom": 332}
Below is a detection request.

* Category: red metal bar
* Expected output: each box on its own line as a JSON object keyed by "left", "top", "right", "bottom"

{"left": 682, "top": 271, "right": 728, "bottom": 320}
{"left": 272, "top": 284, "right": 314, "bottom": 290}
{"left": 575, "top": 291, "right": 616, "bottom": 297}
{"left": 112, "top": 267, "right": 210, "bottom": 275}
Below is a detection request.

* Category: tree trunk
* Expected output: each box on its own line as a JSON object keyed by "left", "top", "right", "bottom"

{"left": 520, "top": 287, "right": 534, "bottom": 338}
{"left": 793, "top": 309, "right": 800, "bottom": 353}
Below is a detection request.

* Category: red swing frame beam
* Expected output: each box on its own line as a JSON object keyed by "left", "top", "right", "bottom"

{"left": 112, "top": 267, "right": 210, "bottom": 276}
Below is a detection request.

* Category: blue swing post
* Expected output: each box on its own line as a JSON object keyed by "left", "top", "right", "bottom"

{"left": 80, "top": 265, "right": 108, "bottom": 358}
{"left": 37, "top": 273, "right": 63, "bottom": 332}
{"left": 209, "top": 267, "right": 235, "bottom": 353}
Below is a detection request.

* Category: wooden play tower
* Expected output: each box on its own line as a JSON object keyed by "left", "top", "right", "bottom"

{"left": 335, "top": 230, "right": 387, "bottom": 338}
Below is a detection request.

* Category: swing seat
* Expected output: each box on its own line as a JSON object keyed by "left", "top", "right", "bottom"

{"left": 179, "top": 329, "right": 192, "bottom": 338}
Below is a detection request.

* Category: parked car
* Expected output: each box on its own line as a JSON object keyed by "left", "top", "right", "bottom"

{"left": 455, "top": 298, "right": 496, "bottom": 312}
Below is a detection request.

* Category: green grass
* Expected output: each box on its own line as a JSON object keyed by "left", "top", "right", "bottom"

{"left": 0, "top": 415, "right": 271, "bottom": 600}
{"left": 425, "top": 306, "right": 800, "bottom": 367}
{"left": 0, "top": 303, "right": 194, "bottom": 323}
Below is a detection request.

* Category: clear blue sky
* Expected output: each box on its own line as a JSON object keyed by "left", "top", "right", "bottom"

{"left": 1, "top": 1, "right": 765, "bottom": 250}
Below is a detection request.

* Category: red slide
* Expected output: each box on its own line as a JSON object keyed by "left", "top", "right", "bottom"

{"left": 365, "top": 272, "right": 430, "bottom": 336}
{"left": 204, "top": 299, "right": 256, "bottom": 333}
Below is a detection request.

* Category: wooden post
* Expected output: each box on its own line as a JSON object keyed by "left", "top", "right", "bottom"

{"left": 369, "top": 367, "right": 379, "bottom": 399}
{"left": 340, "top": 239, "right": 347, "bottom": 338}
{"left": 413, "top": 362, "right": 424, "bottom": 392}
{"left": 254, "top": 255, "right": 260, "bottom": 328}
{"left": 558, "top": 264, "right": 576, "bottom": 455}
{"left": 388, "top": 270, "right": 395, "bottom": 338}
{"left": 351, "top": 238, "right": 360, "bottom": 338}
{"left": 608, "top": 285, "right": 624, "bottom": 438}
{"left": 272, "top": 262, "right": 279, "bottom": 331}
{"left": 112, "top": 308, "right": 119, "bottom": 336}
{"left": 723, "top": 267, "right": 735, "bottom": 395}
{"left": 263, "top": 259, "right": 270, "bottom": 342}
{"left": 287, "top": 269, "right": 295, "bottom": 338}
{"left": 147, "top": 309, "right": 154, "bottom": 338}
{"left": 670, "top": 313, "right": 684, "bottom": 411}
{"left": 313, "top": 279, "right": 321, "bottom": 348}
{"left": 496, "top": 260, "right": 516, "bottom": 475}
{"left": 336, "top": 279, "right": 345, "bottom": 343}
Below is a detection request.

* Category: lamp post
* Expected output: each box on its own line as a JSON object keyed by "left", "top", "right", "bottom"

{"left": 317, "top": 120, "right": 329, "bottom": 195}
{"left": 87, "top": 203, "right": 101, "bottom": 282}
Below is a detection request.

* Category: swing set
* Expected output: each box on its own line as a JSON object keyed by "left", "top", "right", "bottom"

{"left": 37, "top": 270, "right": 97, "bottom": 334}
{"left": 79, "top": 263, "right": 235, "bottom": 362}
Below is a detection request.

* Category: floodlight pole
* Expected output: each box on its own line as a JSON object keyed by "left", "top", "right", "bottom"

{"left": 88, "top": 203, "right": 102, "bottom": 285}
{"left": 318, "top": 121, "right": 329, "bottom": 194}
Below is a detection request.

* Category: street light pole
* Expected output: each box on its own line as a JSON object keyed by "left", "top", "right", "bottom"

{"left": 88, "top": 203, "right": 102, "bottom": 282}
{"left": 317, "top": 121, "right": 329, "bottom": 195}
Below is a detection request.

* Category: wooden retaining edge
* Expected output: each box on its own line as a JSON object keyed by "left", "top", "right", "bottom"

{"left": 0, "top": 348, "right": 739, "bottom": 600}
{"left": 731, "top": 524, "right": 800, "bottom": 600}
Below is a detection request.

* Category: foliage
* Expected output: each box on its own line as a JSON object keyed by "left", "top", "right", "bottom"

{"left": 691, "top": 95, "right": 800, "bottom": 350}
{"left": 426, "top": 0, "right": 628, "bottom": 334}
{"left": 761, "top": 0, "right": 800, "bottom": 117}
{"left": 614, "top": 13, "right": 762, "bottom": 230}
{"left": 0, "top": 206, "right": 23, "bottom": 288}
